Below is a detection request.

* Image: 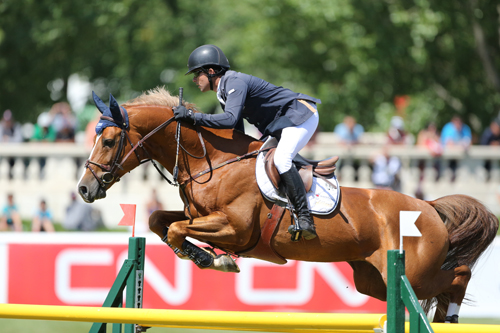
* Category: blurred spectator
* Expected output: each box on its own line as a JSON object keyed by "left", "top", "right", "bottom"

{"left": 440, "top": 115, "right": 472, "bottom": 148}
{"left": 480, "top": 118, "right": 500, "bottom": 146}
{"left": 387, "top": 116, "right": 411, "bottom": 145}
{"left": 146, "top": 188, "right": 164, "bottom": 218}
{"left": 0, "top": 109, "right": 23, "bottom": 142}
{"left": 334, "top": 116, "right": 364, "bottom": 146}
{"left": 31, "top": 112, "right": 56, "bottom": 179}
{"left": 371, "top": 145, "right": 402, "bottom": 192}
{"left": 480, "top": 118, "right": 500, "bottom": 180}
{"left": 32, "top": 199, "right": 55, "bottom": 232}
{"left": 49, "top": 102, "right": 81, "bottom": 177}
{"left": 440, "top": 115, "right": 472, "bottom": 182}
{"left": 137, "top": 188, "right": 165, "bottom": 234}
{"left": 416, "top": 122, "right": 443, "bottom": 183}
{"left": 63, "top": 192, "right": 102, "bottom": 231}
{"left": 32, "top": 112, "right": 57, "bottom": 142}
{"left": 50, "top": 102, "right": 77, "bottom": 142}
{"left": 417, "top": 122, "right": 443, "bottom": 157}
{"left": 333, "top": 116, "right": 364, "bottom": 181}
{"left": 0, "top": 193, "right": 23, "bottom": 231}
{"left": 0, "top": 110, "right": 23, "bottom": 179}
{"left": 85, "top": 111, "right": 101, "bottom": 151}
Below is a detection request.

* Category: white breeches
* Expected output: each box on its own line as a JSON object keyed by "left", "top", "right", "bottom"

{"left": 274, "top": 111, "right": 319, "bottom": 174}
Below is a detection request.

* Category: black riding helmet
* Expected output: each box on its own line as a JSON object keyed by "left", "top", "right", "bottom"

{"left": 185, "top": 44, "right": 230, "bottom": 75}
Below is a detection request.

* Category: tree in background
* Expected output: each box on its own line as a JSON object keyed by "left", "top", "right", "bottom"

{"left": 0, "top": 0, "right": 498, "bottom": 136}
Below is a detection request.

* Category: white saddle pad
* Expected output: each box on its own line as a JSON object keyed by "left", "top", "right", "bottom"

{"left": 255, "top": 144, "right": 340, "bottom": 215}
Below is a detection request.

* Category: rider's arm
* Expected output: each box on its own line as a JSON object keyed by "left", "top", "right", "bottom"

{"left": 193, "top": 78, "right": 248, "bottom": 129}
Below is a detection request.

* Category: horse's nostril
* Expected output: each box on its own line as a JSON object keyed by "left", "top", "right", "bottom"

{"left": 79, "top": 186, "right": 88, "bottom": 196}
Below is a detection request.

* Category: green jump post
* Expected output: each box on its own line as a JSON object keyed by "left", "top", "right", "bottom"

{"left": 386, "top": 249, "right": 434, "bottom": 333}
{"left": 387, "top": 250, "right": 406, "bottom": 333}
{"left": 89, "top": 237, "right": 146, "bottom": 333}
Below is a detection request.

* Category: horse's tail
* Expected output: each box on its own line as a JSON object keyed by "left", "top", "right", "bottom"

{"left": 422, "top": 194, "right": 499, "bottom": 315}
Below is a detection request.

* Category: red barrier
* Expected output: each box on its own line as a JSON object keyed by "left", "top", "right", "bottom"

{"left": 2, "top": 234, "right": 385, "bottom": 313}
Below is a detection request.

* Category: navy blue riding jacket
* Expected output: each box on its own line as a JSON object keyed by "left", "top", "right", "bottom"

{"left": 192, "top": 71, "right": 321, "bottom": 137}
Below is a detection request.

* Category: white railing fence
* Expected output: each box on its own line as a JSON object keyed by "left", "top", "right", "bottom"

{"left": 1, "top": 134, "right": 499, "bottom": 228}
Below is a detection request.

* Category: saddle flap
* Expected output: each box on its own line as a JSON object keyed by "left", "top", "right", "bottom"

{"left": 264, "top": 149, "right": 280, "bottom": 190}
{"left": 264, "top": 148, "right": 314, "bottom": 192}
{"left": 298, "top": 165, "right": 313, "bottom": 192}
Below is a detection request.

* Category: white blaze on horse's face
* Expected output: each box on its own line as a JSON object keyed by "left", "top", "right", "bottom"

{"left": 78, "top": 133, "right": 102, "bottom": 184}
{"left": 78, "top": 134, "right": 107, "bottom": 203}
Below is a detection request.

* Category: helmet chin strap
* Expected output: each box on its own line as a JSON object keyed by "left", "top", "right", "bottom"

{"left": 207, "top": 73, "right": 216, "bottom": 91}
{"left": 202, "top": 68, "right": 224, "bottom": 91}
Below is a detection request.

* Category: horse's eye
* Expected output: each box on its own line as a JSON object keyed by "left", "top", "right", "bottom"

{"left": 103, "top": 139, "right": 115, "bottom": 148}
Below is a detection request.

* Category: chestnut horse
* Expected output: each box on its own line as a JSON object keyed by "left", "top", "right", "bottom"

{"left": 78, "top": 88, "right": 498, "bottom": 322}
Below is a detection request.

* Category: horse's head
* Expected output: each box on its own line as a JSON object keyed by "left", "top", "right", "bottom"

{"left": 78, "top": 92, "right": 140, "bottom": 203}
{"left": 77, "top": 86, "right": 253, "bottom": 203}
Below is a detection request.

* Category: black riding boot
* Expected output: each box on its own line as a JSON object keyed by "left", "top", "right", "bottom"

{"left": 280, "top": 166, "right": 317, "bottom": 241}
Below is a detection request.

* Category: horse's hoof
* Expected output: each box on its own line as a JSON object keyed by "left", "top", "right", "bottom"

{"left": 196, "top": 249, "right": 240, "bottom": 273}
{"left": 213, "top": 254, "right": 240, "bottom": 273}
{"left": 445, "top": 315, "right": 459, "bottom": 323}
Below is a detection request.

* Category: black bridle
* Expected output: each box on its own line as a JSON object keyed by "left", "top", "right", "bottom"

{"left": 85, "top": 114, "right": 179, "bottom": 189}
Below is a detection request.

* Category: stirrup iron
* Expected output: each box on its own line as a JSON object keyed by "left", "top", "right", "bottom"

{"left": 287, "top": 211, "right": 303, "bottom": 242}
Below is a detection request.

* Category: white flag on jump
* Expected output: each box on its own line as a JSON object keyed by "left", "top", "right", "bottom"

{"left": 399, "top": 211, "right": 422, "bottom": 253}
{"left": 400, "top": 211, "right": 422, "bottom": 237}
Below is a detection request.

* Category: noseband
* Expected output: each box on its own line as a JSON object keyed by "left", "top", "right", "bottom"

{"left": 85, "top": 113, "right": 178, "bottom": 189}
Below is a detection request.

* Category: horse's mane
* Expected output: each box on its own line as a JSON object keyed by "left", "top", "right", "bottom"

{"left": 122, "top": 86, "right": 255, "bottom": 144}
{"left": 122, "top": 86, "right": 197, "bottom": 110}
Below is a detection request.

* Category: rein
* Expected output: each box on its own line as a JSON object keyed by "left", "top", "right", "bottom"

{"left": 85, "top": 115, "right": 179, "bottom": 188}
{"left": 184, "top": 146, "right": 274, "bottom": 186}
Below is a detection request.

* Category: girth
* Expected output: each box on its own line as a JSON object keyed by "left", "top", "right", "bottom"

{"left": 237, "top": 204, "right": 287, "bottom": 264}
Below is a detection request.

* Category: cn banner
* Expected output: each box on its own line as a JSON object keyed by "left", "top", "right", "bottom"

{"left": 2, "top": 234, "right": 498, "bottom": 317}
{"left": 0, "top": 233, "right": 385, "bottom": 313}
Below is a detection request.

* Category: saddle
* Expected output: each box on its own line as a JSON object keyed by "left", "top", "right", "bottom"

{"left": 264, "top": 148, "right": 339, "bottom": 192}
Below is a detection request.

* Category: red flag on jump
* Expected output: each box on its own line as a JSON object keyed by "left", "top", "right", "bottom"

{"left": 118, "top": 204, "right": 136, "bottom": 237}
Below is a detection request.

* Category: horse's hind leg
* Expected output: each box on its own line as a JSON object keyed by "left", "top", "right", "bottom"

{"left": 349, "top": 261, "right": 388, "bottom": 301}
{"left": 432, "top": 265, "right": 471, "bottom": 323}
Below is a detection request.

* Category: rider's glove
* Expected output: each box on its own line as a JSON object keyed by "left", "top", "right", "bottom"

{"left": 173, "top": 105, "right": 196, "bottom": 125}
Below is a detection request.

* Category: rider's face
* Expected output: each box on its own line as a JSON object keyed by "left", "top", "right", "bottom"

{"left": 192, "top": 68, "right": 217, "bottom": 92}
{"left": 192, "top": 70, "right": 210, "bottom": 92}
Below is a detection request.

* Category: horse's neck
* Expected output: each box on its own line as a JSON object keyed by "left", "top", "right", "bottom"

{"left": 201, "top": 127, "right": 262, "bottom": 156}
{"left": 131, "top": 106, "right": 261, "bottom": 175}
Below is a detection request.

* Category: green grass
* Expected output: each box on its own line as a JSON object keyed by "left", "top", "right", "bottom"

{"left": 0, "top": 319, "right": 260, "bottom": 333}
{"left": 20, "top": 219, "right": 120, "bottom": 232}
{"left": 1, "top": 318, "right": 499, "bottom": 333}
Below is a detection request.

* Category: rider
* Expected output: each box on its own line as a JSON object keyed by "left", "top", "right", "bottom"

{"left": 173, "top": 44, "right": 320, "bottom": 240}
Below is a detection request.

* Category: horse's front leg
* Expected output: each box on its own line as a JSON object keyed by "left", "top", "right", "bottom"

{"left": 149, "top": 210, "right": 192, "bottom": 259}
{"left": 149, "top": 210, "right": 240, "bottom": 273}
{"left": 149, "top": 210, "right": 186, "bottom": 236}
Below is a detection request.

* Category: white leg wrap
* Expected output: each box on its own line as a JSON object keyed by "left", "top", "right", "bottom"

{"left": 445, "top": 302, "right": 460, "bottom": 323}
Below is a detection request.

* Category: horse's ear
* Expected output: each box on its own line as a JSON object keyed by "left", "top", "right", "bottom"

{"left": 109, "top": 94, "right": 124, "bottom": 125}
{"left": 92, "top": 91, "right": 108, "bottom": 114}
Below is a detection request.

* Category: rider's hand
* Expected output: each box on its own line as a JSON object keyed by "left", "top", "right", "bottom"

{"left": 173, "top": 105, "right": 196, "bottom": 124}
